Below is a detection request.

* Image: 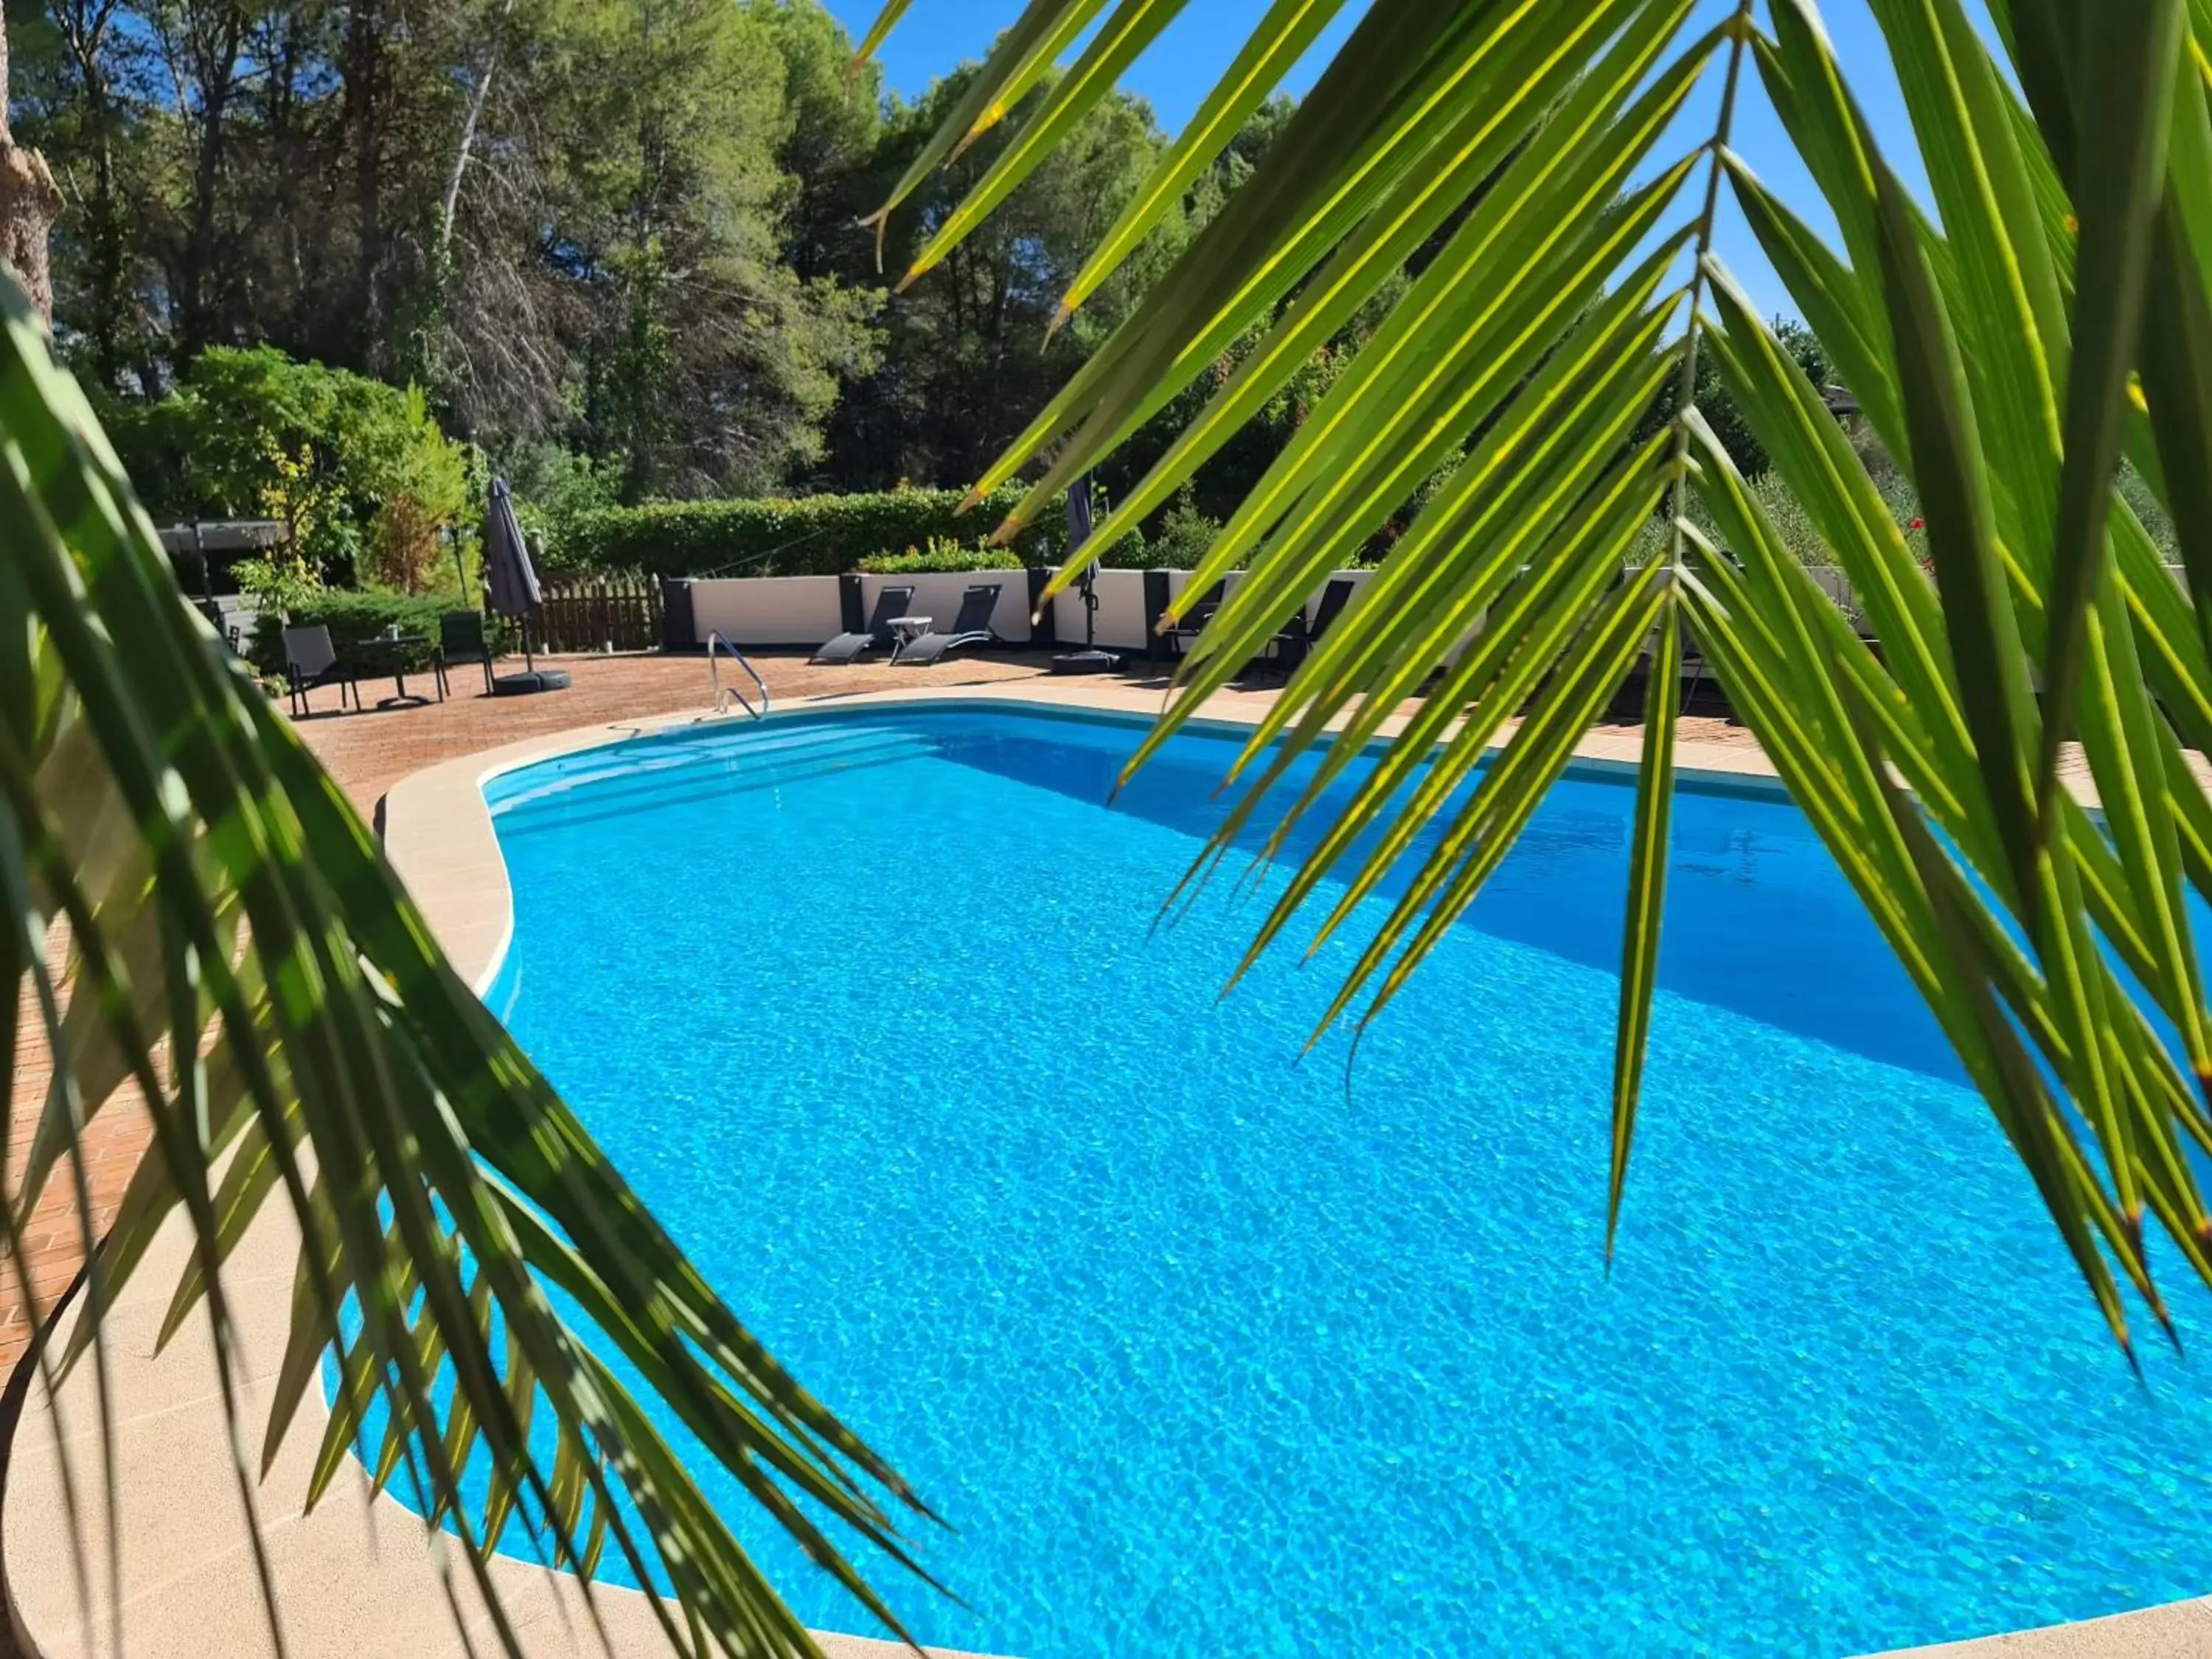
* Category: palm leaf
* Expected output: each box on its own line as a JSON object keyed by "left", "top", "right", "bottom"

{"left": 872, "top": 0, "right": 2212, "bottom": 1349}
{"left": 1070, "top": 3, "right": 1715, "bottom": 581}
{"left": 2035, "top": 0, "right": 2188, "bottom": 822}
{"left": 1057, "top": 0, "right": 1357, "bottom": 324}
{"left": 849, "top": 0, "right": 912, "bottom": 71}
{"left": 898, "top": 0, "right": 1196, "bottom": 293}
{"left": 959, "top": 0, "right": 1644, "bottom": 521}
{"left": 1609, "top": 601, "right": 1678, "bottom": 1265}
{"left": 27, "top": 1, "right": 2212, "bottom": 1654}
{"left": 0, "top": 265, "right": 937, "bottom": 1656}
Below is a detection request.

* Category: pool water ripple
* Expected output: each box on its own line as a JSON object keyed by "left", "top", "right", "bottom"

{"left": 467, "top": 707, "right": 2212, "bottom": 1658}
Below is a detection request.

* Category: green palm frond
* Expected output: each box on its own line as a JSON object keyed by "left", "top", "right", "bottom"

{"left": 0, "top": 276, "right": 934, "bottom": 1653}
{"left": 17, "top": 0, "right": 2212, "bottom": 1653}
{"left": 863, "top": 0, "right": 2212, "bottom": 1360}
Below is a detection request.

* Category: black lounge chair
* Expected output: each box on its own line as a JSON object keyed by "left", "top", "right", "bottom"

{"left": 814, "top": 584, "right": 916, "bottom": 664}
{"left": 891, "top": 584, "right": 1003, "bottom": 665}
{"left": 436, "top": 610, "right": 496, "bottom": 698}
{"left": 1164, "top": 580, "right": 1226, "bottom": 660}
{"left": 282, "top": 624, "right": 360, "bottom": 717}
{"left": 1274, "top": 577, "right": 1357, "bottom": 672}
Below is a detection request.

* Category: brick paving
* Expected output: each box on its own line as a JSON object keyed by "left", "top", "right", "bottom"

{"left": 0, "top": 640, "right": 2161, "bottom": 1659}
{"left": 293, "top": 647, "right": 1074, "bottom": 813}
{"left": 0, "top": 649, "right": 1080, "bottom": 1375}
{"left": 0, "top": 643, "right": 1793, "bottom": 1378}
{"left": 4, "top": 947, "right": 153, "bottom": 1378}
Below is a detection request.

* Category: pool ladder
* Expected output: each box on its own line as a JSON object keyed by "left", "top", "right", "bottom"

{"left": 707, "top": 632, "right": 770, "bottom": 719}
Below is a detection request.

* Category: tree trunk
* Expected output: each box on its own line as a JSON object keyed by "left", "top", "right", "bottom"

{"left": 263, "top": 15, "right": 307, "bottom": 336}
{"left": 180, "top": 74, "right": 233, "bottom": 355}
{"left": 346, "top": 0, "right": 385, "bottom": 369}
{"left": 438, "top": 0, "right": 520, "bottom": 265}
{"left": 84, "top": 83, "right": 120, "bottom": 380}
{"left": 54, "top": 3, "right": 122, "bottom": 374}
{"left": 174, "top": 4, "right": 246, "bottom": 358}
{"left": 0, "top": 13, "right": 65, "bottom": 326}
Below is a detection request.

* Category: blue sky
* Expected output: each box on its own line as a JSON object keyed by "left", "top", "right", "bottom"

{"left": 819, "top": 1, "right": 1969, "bottom": 324}
{"left": 824, "top": 0, "right": 1366, "bottom": 124}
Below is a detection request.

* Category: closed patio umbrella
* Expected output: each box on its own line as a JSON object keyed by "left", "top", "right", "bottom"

{"left": 483, "top": 477, "right": 569, "bottom": 695}
{"left": 1051, "top": 471, "right": 1119, "bottom": 675}
{"left": 1065, "top": 469, "right": 1094, "bottom": 550}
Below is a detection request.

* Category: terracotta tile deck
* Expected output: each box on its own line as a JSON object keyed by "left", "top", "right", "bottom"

{"left": 0, "top": 641, "right": 2080, "bottom": 1378}
{"left": 0, "top": 635, "right": 1843, "bottom": 1388}
{"left": 293, "top": 649, "right": 1077, "bottom": 813}
{"left": 0, "top": 650, "right": 1094, "bottom": 1374}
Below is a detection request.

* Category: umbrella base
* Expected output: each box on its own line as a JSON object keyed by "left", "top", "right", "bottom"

{"left": 492, "top": 669, "right": 571, "bottom": 696}
{"left": 1051, "top": 649, "right": 1121, "bottom": 675}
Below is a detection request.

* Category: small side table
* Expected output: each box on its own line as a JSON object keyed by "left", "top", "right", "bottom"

{"left": 887, "top": 616, "right": 933, "bottom": 651}
{"left": 355, "top": 633, "right": 440, "bottom": 708}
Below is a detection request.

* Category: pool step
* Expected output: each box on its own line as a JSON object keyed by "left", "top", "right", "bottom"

{"left": 493, "top": 725, "right": 937, "bottom": 824}
{"left": 701, "top": 729, "right": 941, "bottom": 800}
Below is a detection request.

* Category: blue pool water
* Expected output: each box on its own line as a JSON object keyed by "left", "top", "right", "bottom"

{"left": 470, "top": 703, "right": 2212, "bottom": 1657}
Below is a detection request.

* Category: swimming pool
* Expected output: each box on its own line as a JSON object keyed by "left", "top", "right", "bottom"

{"left": 473, "top": 700, "right": 2212, "bottom": 1658}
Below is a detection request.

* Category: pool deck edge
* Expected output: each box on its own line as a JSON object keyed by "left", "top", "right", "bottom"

{"left": 5, "top": 682, "right": 2197, "bottom": 1659}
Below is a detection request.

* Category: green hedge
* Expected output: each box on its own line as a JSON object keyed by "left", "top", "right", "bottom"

{"left": 857, "top": 542, "right": 1027, "bottom": 575}
{"left": 251, "top": 591, "right": 461, "bottom": 681}
{"left": 553, "top": 485, "right": 1066, "bottom": 577}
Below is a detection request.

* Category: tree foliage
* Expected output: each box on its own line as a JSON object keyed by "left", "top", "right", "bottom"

{"left": 1632, "top": 313, "right": 1835, "bottom": 480}
{"left": 13, "top": 0, "right": 1411, "bottom": 530}
{"left": 4, "top": 1, "right": 1214, "bottom": 509}
{"left": 97, "top": 344, "right": 473, "bottom": 576}
{"left": 815, "top": 63, "right": 1185, "bottom": 490}
{"left": 13, "top": 0, "right": 886, "bottom": 497}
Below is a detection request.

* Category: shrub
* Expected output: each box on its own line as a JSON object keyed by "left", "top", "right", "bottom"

{"left": 2117, "top": 459, "right": 2177, "bottom": 560}
{"left": 102, "top": 347, "right": 476, "bottom": 582}
{"left": 366, "top": 493, "right": 448, "bottom": 594}
{"left": 234, "top": 550, "right": 325, "bottom": 618}
{"left": 1625, "top": 458, "right": 1921, "bottom": 571}
{"left": 507, "top": 445, "right": 625, "bottom": 571}
{"left": 1066, "top": 490, "right": 1230, "bottom": 569}
{"left": 1092, "top": 527, "right": 1166, "bottom": 568}
{"left": 552, "top": 485, "right": 1067, "bottom": 577}
{"left": 1142, "top": 489, "right": 1224, "bottom": 569}
{"left": 858, "top": 536, "right": 1025, "bottom": 574}
{"left": 251, "top": 590, "right": 458, "bottom": 681}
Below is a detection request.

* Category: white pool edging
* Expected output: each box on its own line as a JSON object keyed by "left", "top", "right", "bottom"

{"left": 6, "top": 682, "right": 2202, "bottom": 1659}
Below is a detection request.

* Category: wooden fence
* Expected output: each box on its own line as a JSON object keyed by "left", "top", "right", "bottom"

{"left": 534, "top": 571, "right": 664, "bottom": 653}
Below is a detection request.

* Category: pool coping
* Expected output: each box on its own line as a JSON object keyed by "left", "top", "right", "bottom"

{"left": 7, "top": 681, "right": 2205, "bottom": 1659}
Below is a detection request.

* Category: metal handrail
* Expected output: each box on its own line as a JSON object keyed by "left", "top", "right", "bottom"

{"left": 706, "top": 631, "right": 769, "bottom": 719}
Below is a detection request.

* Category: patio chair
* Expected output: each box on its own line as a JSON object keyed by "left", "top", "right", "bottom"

{"left": 436, "top": 610, "right": 496, "bottom": 698}
{"left": 813, "top": 585, "right": 916, "bottom": 664}
{"left": 1273, "top": 577, "right": 1357, "bottom": 673}
{"left": 1164, "top": 580, "right": 1226, "bottom": 660}
{"left": 891, "top": 584, "right": 1003, "bottom": 665}
{"left": 1680, "top": 640, "right": 1722, "bottom": 716}
{"left": 282, "top": 624, "right": 358, "bottom": 717}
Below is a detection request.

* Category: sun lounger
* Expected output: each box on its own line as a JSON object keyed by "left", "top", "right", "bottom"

{"left": 814, "top": 585, "right": 916, "bottom": 664}
{"left": 1273, "top": 577, "right": 1357, "bottom": 672}
{"left": 891, "top": 584, "right": 1003, "bottom": 665}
